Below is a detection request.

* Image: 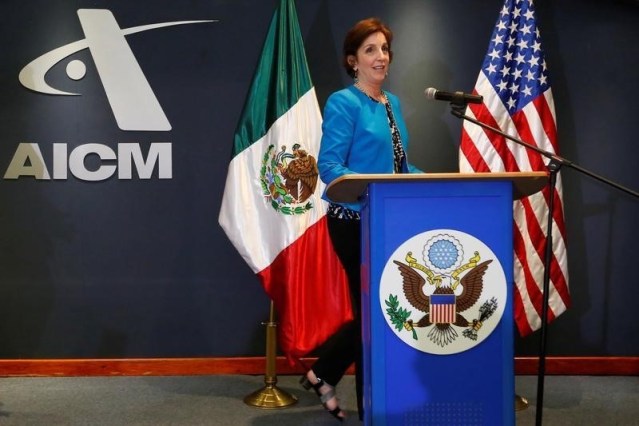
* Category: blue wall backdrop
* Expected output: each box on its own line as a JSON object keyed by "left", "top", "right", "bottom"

{"left": 0, "top": 0, "right": 637, "bottom": 359}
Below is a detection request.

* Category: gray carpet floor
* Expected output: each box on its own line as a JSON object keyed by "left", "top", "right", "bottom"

{"left": 0, "top": 375, "right": 637, "bottom": 425}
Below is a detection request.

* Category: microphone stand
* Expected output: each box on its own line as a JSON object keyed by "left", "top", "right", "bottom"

{"left": 448, "top": 102, "right": 639, "bottom": 426}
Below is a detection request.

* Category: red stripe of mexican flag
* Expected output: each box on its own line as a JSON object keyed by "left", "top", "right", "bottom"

{"left": 218, "top": 0, "right": 352, "bottom": 361}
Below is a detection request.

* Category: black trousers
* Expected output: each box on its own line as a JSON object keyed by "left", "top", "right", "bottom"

{"left": 311, "top": 214, "right": 363, "bottom": 418}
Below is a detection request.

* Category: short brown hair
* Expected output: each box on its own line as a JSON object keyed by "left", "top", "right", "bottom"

{"left": 342, "top": 18, "right": 394, "bottom": 78}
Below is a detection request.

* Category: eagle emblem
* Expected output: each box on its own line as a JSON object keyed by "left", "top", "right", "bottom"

{"left": 380, "top": 232, "right": 507, "bottom": 354}
{"left": 259, "top": 143, "right": 318, "bottom": 215}
{"left": 391, "top": 257, "right": 494, "bottom": 347}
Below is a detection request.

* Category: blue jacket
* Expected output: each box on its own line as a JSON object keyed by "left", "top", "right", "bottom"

{"left": 318, "top": 84, "right": 421, "bottom": 211}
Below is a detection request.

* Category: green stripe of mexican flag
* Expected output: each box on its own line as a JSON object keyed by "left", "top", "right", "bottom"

{"left": 218, "top": 0, "right": 352, "bottom": 361}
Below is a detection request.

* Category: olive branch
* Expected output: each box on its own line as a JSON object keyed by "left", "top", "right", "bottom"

{"left": 385, "top": 294, "right": 417, "bottom": 340}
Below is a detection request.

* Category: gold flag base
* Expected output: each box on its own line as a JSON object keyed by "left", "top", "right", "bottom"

{"left": 244, "top": 382, "right": 298, "bottom": 409}
{"left": 515, "top": 394, "right": 529, "bottom": 411}
{"left": 244, "top": 301, "right": 298, "bottom": 409}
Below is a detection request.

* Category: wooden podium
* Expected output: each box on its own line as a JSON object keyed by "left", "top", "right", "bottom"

{"left": 326, "top": 172, "right": 547, "bottom": 426}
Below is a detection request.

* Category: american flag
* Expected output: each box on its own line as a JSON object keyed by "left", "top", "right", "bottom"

{"left": 430, "top": 294, "right": 457, "bottom": 324}
{"left": 459, "top": 0, "right": 570, "bottom": 336}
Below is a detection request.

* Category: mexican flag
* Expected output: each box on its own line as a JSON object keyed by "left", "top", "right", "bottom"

{"left": 218, "top": 0, "right": 352, "bottom": 362}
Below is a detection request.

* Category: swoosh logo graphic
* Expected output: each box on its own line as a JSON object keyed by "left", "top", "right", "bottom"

{"left": 19, "top": 19, "right": 216, "bottom": 96}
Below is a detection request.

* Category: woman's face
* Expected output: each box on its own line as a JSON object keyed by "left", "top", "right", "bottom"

{"left": 349, "top": 31, "right": 390, "bottom": 87}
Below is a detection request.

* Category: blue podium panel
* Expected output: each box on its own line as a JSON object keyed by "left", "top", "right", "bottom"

{"left": 361, "top": 180, "right": 514, "bottom": 426}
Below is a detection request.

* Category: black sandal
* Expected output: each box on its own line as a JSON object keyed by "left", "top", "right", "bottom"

{"left": 299, "top": 375, "right": 345, "bottom": 422}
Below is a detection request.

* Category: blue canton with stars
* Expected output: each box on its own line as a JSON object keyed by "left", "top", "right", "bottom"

{"left": 428, "top": 240, "right": 460, "bottom": 270}
{"left": 482, "top": 0, "right": 550, "bottom": 114}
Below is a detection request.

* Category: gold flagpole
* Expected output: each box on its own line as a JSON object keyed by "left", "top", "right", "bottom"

{"left": 515, "top": 394, "right": 529, "bottom": 411}
{"left": 244, "top": 301, "right": 298, "bottom": 408}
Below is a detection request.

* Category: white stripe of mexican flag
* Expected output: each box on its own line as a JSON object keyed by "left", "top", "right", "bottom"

{"left": 218, "top": 89, "right": 326, "bottom": 272}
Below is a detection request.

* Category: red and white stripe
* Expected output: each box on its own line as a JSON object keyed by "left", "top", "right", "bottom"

{"left": 431, "top": 303, "right": 457, "bottom": 324}
{"left": 460, "top": 72, "right": 570, "bottom": 335}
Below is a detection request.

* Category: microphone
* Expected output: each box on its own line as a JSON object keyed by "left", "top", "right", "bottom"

{"left": 424, "top": 87, "right": 483, "bottom": 105}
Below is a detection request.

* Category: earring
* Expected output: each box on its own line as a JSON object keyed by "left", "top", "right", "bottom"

{"left": 353, "top": 68, "right": 358, "bottom": 82}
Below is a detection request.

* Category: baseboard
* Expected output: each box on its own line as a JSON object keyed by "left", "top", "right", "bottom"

{"left": 0, "top": 357, "right": 639, "bottom": 377}
{"left": 0, "top": 356, "right": 637, "bottom": 377}
{"left": 514, "top": 356, "right": 639, "bottom": 375}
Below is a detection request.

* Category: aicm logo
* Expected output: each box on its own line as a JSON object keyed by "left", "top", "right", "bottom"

{"left": 6, "top": 9, "right": 215, "bottom": 181}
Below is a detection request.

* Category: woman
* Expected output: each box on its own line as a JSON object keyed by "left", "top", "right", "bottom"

{"left": 300, "top": 17, "right": 421, "bottom": 421}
